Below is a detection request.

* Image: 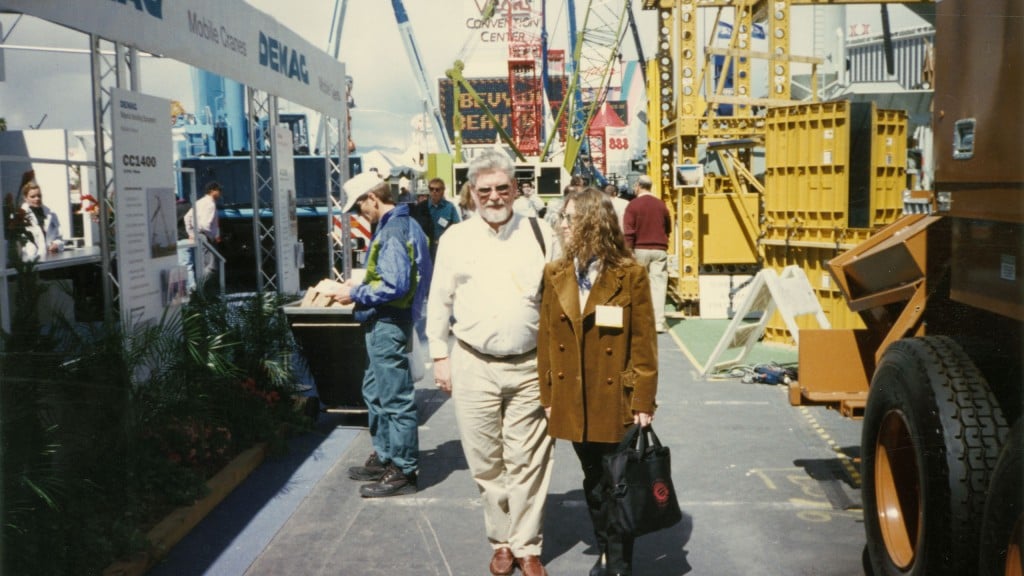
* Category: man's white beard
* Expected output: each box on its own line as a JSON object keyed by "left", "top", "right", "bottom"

{"left": 479, "top": 202, "right": 512, "bottom": 225}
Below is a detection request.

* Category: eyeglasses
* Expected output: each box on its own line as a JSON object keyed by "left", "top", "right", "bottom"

{"left": 428, "top": 186, "right": 443, "bottom": 192}
{"left": 475, "top": 183, "right": 511, "bottom": 196}
{"left": 559, "top": 212, "right": 575, "bottom": 225}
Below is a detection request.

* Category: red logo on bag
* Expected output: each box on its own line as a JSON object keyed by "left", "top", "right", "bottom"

{"left": 652, "top": 480, "right": 671, "bottom": 506}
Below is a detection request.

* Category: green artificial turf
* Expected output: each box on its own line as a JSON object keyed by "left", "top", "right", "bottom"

{"left": 665, "top": 315, "right": 798, "bottom": 377}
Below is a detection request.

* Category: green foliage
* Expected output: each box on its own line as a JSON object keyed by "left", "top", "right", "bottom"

{"left": 1, "top": 257, "right": 65, "bottom": 574}
{"left": 1, "top": 284, "right": 312, "bottom": 576}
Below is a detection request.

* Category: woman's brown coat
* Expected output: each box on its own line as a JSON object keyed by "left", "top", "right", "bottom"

{"left": 538, "top": 259, "right": 658, "bottom": 444}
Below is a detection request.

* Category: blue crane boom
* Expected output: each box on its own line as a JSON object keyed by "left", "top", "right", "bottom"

{"left": 390, "top": 0, "right": 452, "bottom": 156}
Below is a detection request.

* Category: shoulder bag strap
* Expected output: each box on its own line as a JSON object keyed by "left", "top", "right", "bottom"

{"left": 528, "top": 216, "right": 546, "bottom": 258}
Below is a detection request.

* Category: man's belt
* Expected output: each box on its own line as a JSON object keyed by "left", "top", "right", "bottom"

{"left": 457, "top": 338, "right": 536, "bottom": 362}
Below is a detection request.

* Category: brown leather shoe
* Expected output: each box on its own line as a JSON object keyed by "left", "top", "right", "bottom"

{"left": 516, "top": 555, "right": 548, "bottom": 576}
{"left": 489, "top": 547, "right": 515, "bottom": 576}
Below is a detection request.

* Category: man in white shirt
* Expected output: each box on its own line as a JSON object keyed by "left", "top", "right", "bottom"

{"left": 512, "top": 180, "right": 546, "bottom": 219}
{"left": 183, "top": 181, "right": 222, "bottom": 291}
{"left": 427, "top": 152, "right": 556, "bottom": 576}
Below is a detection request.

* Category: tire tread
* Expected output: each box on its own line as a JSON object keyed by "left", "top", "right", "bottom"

{"left": 863, "top": 335, "right": 1009, "bottom": 576}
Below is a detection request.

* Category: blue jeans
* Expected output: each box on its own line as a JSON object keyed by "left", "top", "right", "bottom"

{"left": 362, "top": 319, "right": 418, "bottom": 475}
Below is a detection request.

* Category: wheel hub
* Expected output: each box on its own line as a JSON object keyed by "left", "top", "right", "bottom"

{"left": 875, "top": 409, "right": 921, "bottom": 570}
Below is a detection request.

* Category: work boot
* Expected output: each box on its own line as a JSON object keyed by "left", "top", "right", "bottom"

{"left": 360, "top": 463, "right": 417, "bottom": 498}
{"left": 348, "top": 451, "right": 387, "bottom": 481}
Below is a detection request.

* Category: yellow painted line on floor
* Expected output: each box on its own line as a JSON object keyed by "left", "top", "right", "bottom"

{"left": 667, "top": 323, "right": 707, "bottom": 374}
{"left": 799, "top": 406, "right": 862, "bottom": 488}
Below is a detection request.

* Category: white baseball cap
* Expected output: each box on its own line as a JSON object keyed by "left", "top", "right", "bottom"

{"left": 342, "top": 172, "right": 384, "bottom": 212}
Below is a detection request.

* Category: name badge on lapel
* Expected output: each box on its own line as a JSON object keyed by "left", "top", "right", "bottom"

{"left": 595, "top": 305, "right": 624, "bottom": 328}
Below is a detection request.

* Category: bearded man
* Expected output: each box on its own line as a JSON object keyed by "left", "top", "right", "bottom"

{"left": 425, "top": 152, "right": 556, "bottom": 576}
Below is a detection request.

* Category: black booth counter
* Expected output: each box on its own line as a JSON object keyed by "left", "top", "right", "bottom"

{"left": 282, "top": 297, "right": 368, "bottom": 412}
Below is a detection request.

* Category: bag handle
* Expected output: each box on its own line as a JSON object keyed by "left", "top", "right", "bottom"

{"left": 618, "top": 423, "right": 641, "bottom": 453}
{"left": 618, "top": 423, "right": 665, "bottom": 457}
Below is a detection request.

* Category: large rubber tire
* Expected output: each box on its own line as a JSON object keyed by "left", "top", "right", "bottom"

{"left": 978, "top": 419, "right": 1023, "bottom": 576}
{"left": 862, "top": 336, "right": 1009, "bottom": 576}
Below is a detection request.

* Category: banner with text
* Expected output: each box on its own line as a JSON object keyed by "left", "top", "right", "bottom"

{"left": 111, "top": 87, "right": 178, "bottom": 325}
{"left": 604, "top": 125, "right": 631, "bottom": 178}
{"left": 272, "top": 124, "right": 300, "bottom": 294}
{"left": 0, "top": 0, "right": 346, "bottom": 117}
{"left": 439, "top": 76, "right": 566, "bottom": 145}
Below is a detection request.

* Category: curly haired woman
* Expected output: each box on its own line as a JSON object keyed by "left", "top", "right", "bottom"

{"left": 537, "top": 186, "right": 659, "bottom": 576}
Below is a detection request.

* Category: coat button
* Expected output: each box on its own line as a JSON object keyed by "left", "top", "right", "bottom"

{"left": 559, "top": 313, "right": 567, "bottom": 321}
{"left": 606, "top": 377, "right": 614, "bottom": 385}
{"left": 605, "top": 347, "right": 613, "bottom": 355}
{"left": 558, "top": 372, "right": 565, "bottom": 380}
{"left": 559, "top": 344, "right": 565, "bottom": 351}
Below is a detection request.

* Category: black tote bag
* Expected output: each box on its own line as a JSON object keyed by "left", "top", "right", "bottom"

{"left": 599, "top": 424, "right": 682, "bottom": 537}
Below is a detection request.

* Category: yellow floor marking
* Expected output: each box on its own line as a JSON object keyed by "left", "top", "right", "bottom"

{"left": 667, "top": 325, "right": 705, "bottom": 373}
{"left": 799, "top": 406, "right": 862, "bottom": 487}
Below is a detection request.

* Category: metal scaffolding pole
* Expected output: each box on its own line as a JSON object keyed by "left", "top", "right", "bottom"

{"left": 89, "top": 35, "right": 136, "bottom": 322}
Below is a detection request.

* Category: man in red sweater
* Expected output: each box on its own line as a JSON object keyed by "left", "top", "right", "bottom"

{"left": 623, "top": 175, "right": 671, "bottom": 333}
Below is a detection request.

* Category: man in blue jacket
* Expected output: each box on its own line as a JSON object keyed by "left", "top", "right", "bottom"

{"left": 315, "top": 171, "right": 432, "bottom": 498}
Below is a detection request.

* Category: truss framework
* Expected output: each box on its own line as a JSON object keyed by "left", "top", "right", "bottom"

{"left": 90, "top": 36, "right": 137, "bottom": 322}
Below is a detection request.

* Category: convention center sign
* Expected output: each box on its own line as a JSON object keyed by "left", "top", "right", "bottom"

{"left": 0, "top": 0, "right": 347, "bottom": 118}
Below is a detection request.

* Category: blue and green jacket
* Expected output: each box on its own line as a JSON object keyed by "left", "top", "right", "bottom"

{"left": 350, "top": 203, "right": 432, "bottom": 326}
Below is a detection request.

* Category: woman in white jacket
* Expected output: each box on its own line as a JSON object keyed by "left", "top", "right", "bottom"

{"left": 19, "top": 171, "right": 63, "bottom": 260}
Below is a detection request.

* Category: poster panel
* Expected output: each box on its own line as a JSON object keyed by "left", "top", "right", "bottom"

{"left": 272, "top": 124, "right": 300, "bottom": 294}
{"left": 111, "top": 87, "right": 177, "bottom": 325}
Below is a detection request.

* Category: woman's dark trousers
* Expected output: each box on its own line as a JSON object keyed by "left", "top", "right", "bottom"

{"left": 573, "top": 441, "right": 635, "bottom": 575}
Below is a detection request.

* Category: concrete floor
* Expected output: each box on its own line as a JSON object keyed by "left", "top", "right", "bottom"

{"left": 151, "top": 325, "right": 866, "bottom": 576}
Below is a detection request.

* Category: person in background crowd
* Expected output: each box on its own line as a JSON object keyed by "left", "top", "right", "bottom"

{"left": 623, "top": 175, "right": 671, "bottom": 333}
{"left": 426, "top": 152, "right": 556, "bottom": 576}
{"left": 315, "top": 171, "right": 432, "bottom": 499}
{"left": 513, "top": 180, "right": 546, "bottom": 219}
{"left": 409, "top": 185, "right": 435, "bottom": 250}
{"left": 457, "top": 181, "right": 476, "bottom": 220}
{"left": 538, "top": 186, "right": 658, "bottom": 576}
{"left": 396, "top": 176, "right": 414, "bottom": 204}
{"left": 183, "top": 181, "right": 222, "bottom": 290}
{"left": 604, "top": 183, "right": 629, "bottom": 230}
{"left": 426, "top": 177, "right": 460, "bottom": 261}
{"left": 17, "top": 170, "right": 64, "bottom": 260}
{"left": 544, "top": 184, "right": 575, "bottom": 229}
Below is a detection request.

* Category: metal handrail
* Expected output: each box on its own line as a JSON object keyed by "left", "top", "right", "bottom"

{"left": 196, "top": 235, "right": 227, "bottom": 294}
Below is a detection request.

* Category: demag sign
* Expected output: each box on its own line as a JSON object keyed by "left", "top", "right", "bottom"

{"left": 0, "top": 0, "right": 344, "bottom": 117}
